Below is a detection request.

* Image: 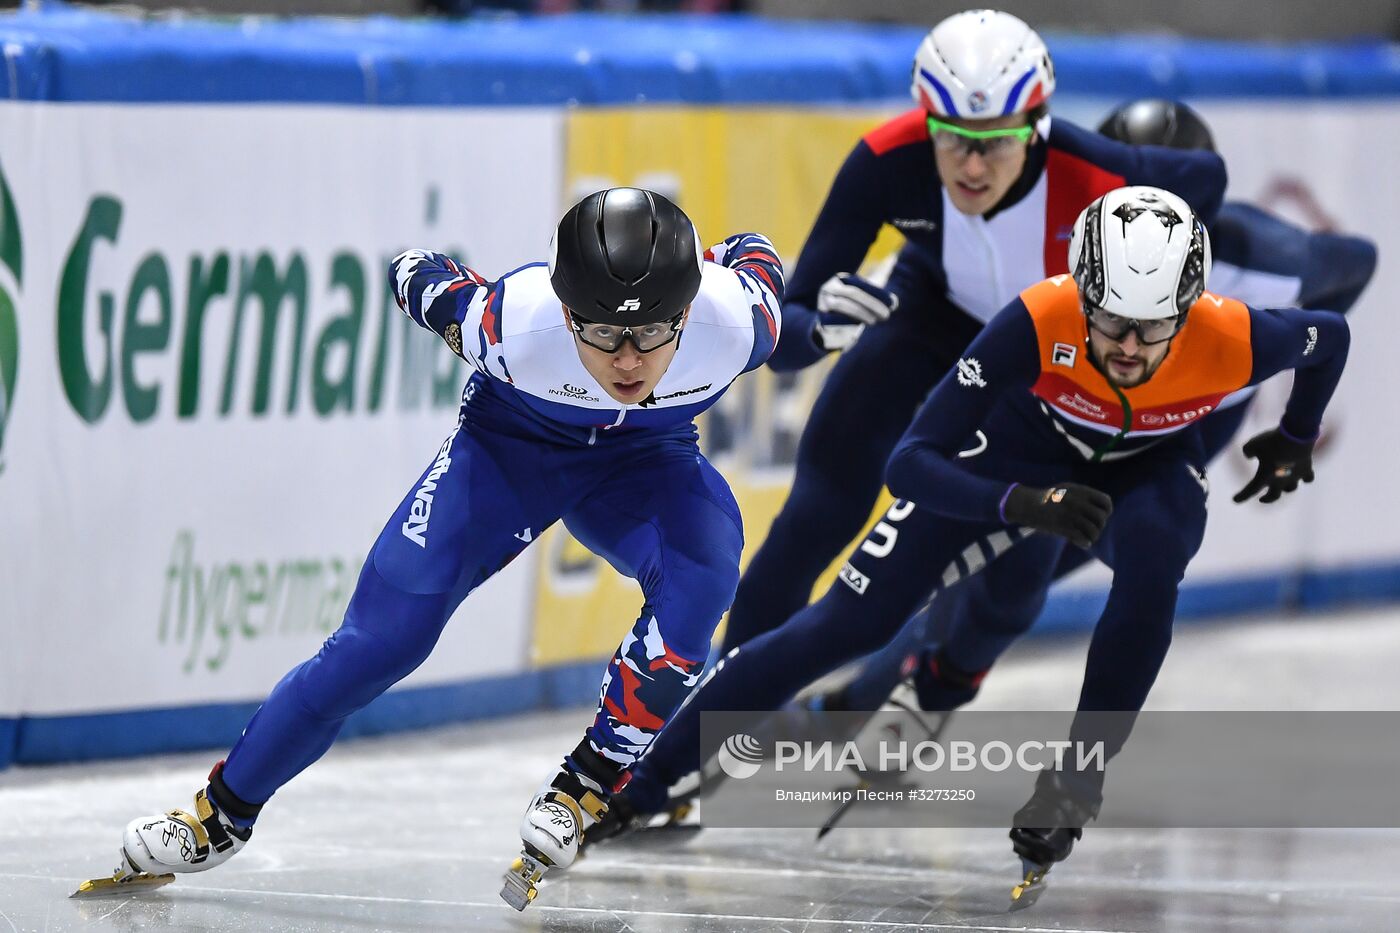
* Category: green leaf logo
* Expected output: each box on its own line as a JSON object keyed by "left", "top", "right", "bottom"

{"left": 0, "top": 154, "right": 20, "bottom": 470}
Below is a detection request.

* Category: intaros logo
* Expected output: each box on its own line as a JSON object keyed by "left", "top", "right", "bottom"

{"left": 717, "top": 733, "right": 765, "bottom": 780}
{"left": 0, "top": 156, "right": 21, "bottom": 472}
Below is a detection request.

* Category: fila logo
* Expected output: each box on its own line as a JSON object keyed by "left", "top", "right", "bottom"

{"left": 1303, "top": 325, "right": 1318, "bottom": 356}
{"left": 838, "top": 562, "right": 870, "bottom": 595}
{"left": 618, "top": 298, "right": 641, "bottom": 312}
{"left": 1052, "top": 342, "right": 1077, "bottom": 368}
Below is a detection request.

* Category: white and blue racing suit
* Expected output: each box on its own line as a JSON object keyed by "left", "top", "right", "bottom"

{"left": 213, "top": 235, "right": 784, "bottom": 808}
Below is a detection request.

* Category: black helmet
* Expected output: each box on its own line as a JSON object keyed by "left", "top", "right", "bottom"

{"left": 549, "top": 187, "right": 702, "bottom": 325}
{"left": 1097, "top": 99, "right": 1215, "bottom": 152}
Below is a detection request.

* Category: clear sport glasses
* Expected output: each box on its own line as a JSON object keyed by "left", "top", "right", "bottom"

{"left": 569, "top": 313, "right": 684, "bottom": 353}
{"left": 926, "top": 116, "right": 1036, "bottom": 161}
{"left": 1084, "top": 305, "right": 1185, "bottom": 345}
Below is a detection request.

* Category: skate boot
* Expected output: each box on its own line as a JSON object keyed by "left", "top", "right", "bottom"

{"left": 1007, "top": 770, "right": 1100, "bottom": 910}
{"left": 73, "top": 762, "right": 257, "bottom": 898}
{"left": 501, "top": 766, "right": 611, "bottom": 910}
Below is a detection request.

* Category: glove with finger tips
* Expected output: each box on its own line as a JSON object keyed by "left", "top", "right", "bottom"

{"left": 816, "top": 272, "right": 899, "bottom": 325}
{"left": 1232, "top": 427, "right": 1316, "bottom": 504}
{"left": 1002, "top": 482, "right": 1114, "bottom": 549}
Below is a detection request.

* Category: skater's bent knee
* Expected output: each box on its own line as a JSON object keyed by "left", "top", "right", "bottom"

{"left": 295, "top": 624, "right": 436, "bottom": 720}
{"left": 664, "top": 544, "right": 740, "bottom": 611}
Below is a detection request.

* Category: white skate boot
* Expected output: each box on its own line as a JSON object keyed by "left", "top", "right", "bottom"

{"left": 72, "top": 782, "right": 253, "bottom": 897}
{"left": 500, "top": 768, "right": 610, "bottom": 910}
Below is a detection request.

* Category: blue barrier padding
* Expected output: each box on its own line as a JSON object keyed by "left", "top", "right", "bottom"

{"left": 6, "top": 561, "right": 1399, "bottom": 769}
{"left": 0, "top": 719, "right": 16, "bottom": 770}
{"left": 1176, "top": 572, "right": 1296, "bottom": 620}
{"left": 1298, "top": 560, "right": 1400, "bottom": 609}
{"left": 15, "top": 700, "right": 263, "bottom": 765}
{"left": 539, "top": 656, "right": 608, "bottom": 709}
{"left": 12, "top": 660, "right": 604, "bottom": 765}
{"left": 1, "top": 4, "right": 1398, "bottom": 106}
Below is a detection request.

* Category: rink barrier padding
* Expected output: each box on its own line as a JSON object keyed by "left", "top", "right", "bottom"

{"left": 3, "top": 6, "right": 1400, "bottom": 105}
{"left": 7, "top": 564, "right": 1399, "bottom": 767}
{"left": 1298, "top": 560, "right": 1400, "bottom": 609}
{"left": 11, "top": 660, "right": 605, "bottom": 765}
{"left": 0, "top": 720, "right": 15, "bottom": 771}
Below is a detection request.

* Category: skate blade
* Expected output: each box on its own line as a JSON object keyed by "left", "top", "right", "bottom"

{"left": 1009, "top": 867, "right": 1048, "bottom": 911}
{"left": 654, "top": 801, "right": 701, "bottom": 830}
{"left": 499, "top": 855, "right": 545, "bottom": 911}
{"left": 71, "top": 871, "right": 176, "bottom": 899}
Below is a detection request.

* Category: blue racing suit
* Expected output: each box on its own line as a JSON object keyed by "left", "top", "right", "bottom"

{"left": 215, "top": 235, "right": 785, "bottom": 809}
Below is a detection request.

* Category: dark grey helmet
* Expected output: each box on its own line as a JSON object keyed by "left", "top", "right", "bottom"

{"left": 549, "top": 187, "right": 702, "bottom": 325}
{"left": 1097, "top": 99, "right": 1215, "bottom": 152}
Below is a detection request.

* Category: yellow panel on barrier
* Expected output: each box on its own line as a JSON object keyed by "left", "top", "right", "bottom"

{"left": 530, "top": 106, "right": 903, "bottom": 668}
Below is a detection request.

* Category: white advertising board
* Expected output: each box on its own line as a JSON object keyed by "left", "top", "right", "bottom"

{"left": 0, "top": 103, "right": 563, "bottom": 717}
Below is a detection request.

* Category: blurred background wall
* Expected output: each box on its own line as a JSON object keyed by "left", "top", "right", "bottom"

{"left": 22, "top": 0, "right": 1400, "bottom": 40}
{"left": 754, "top": 0, "right": 1400, "bottom": 40}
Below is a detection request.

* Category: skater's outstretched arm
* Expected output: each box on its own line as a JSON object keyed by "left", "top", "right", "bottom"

{"left": 1245, "top": 305, "right": 1350, "bottom": 440}
{"left": 388, "top": 249, "right": 503, "bottom": 375}
{"left": 1232, "top": 305, "right": 1350, "bottom": 504}
{"left": 704, "top": 232, "right": 786, "bottom": 373}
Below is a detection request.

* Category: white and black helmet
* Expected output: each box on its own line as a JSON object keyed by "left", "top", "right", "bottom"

{"left": 910, "top": 9, "right": 1055, "bottom": 119}
{"left": 1068, "top": 186, "right": 1212, "bottom": 320}
{"left": 549, "top": 187, "right": 703, "bottom": 326}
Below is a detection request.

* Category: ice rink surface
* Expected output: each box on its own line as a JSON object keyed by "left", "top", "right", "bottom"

{"left": 4, "top": 604, "right": 1400, "bottom": 932}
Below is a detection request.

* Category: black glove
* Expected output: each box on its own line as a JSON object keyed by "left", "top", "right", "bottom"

{"left": 1003, "top": 483, "right": 1113, "bottom": 549}
{"left": 1232, "top": 428, "right": 1316, "bottom": 504}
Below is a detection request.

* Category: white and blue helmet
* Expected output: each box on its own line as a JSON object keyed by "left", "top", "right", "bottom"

{"left": 911, "top": 9, "right": 1055, "bottom": 119}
